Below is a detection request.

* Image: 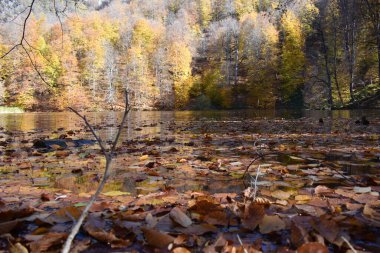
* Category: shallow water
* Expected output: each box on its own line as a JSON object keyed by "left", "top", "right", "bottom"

{"left": 0, "top": 108, "right": 378, "bottom": 134}
{"left": 0, "top": 109, "right": 379, "bottom": 195}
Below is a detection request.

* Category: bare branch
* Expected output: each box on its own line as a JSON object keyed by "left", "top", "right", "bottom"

{"left": 53, "top": 0, "right": 65, "bottom": 49}
{"left": 21, "top": 44, "right": 50, "bottom": 86}
{"left": 62, "top": 92, "right": 130, "bottom": 253}
{"left": 111, "top": 91, "right": 130, "bottom": 152}
{"left": 67, "top": 107, "right": 108, "bottom": 155}
{"left": 0, "top": 0, "right": 36, "bottom": 60}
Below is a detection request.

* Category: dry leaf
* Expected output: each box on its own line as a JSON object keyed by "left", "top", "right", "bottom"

{"left": 297, "top": 242, "right": 328, "bottom": 253}
{"left": 29, "top": 232, "right": 67, "bottom": 253}
{"left": 312, "top": 217, "right": 340, "bottom": 244}
{"left": 176, "top": 224, "right": 218, "bottom": 235}
{"left": 0, "top": 220, "right": 19, "bottom": 235}
{"left": 170, "top": 207, "right": 192, "bottom": 227}
{"left": 142, "top": 227, "right": 175, "bottom": 249}
{"left": 172, "top": 247, "right": 191, "bottom": 253}
{"left": 259, "top": 215, "right": 286, "bottom": 234}
{"left": 271, "top": 190, "right": 291, "bottom": 200}
{"left": 10, "top": 243, "right": 28, "bottom": 253}
{"left": 241, "top": 202, "right": 265, "bottom": 231}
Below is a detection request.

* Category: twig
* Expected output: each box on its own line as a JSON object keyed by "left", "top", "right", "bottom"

{"left": 0, "top": 0, "right": 35, "bottom": 60}
{"left": 252, "top": 165, "right": 261, "bottom": 200}
{"left": 61, "top": 91, "right": 129, "bottom": 253}
{"left": 242, "top": 155, "right": 263, "bottom": 179}
{"left": 236, "top": 234, "right": 248, "bottom": 253}
{"left": 341, "top": 236, "right": 357, "bottom": 253}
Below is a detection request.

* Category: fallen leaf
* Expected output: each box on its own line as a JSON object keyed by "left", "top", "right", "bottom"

{"left": 314, "top": 185, "right": 334, "bottom": 195}
{"left": 0, "top": 220, "right": 19, "bottom": 235}
{"left": 172, "top": 247, "right": 191, "bottom": 253}
{"left": 259, "top": 215, "right": 286, "bottom": 234}
{"left": 55, "top": 150, "right": 71, "bottom": 158}
{"left": 47, "top": 206, "right": 82, "bottom": 223}
{"left": 145, "top": 213, "right": 158, "bottom": 228}
{"left": 312, "top": 216, "right": 340, "bottom": 244}
{"left": 295, "top": 195, "right": 311, "bottom": 201}
{"left": 29, "top": 232, "right": 67, "bottom": 253}
{"left": 176, "top": 224, "right": 218, "bottom": 235}
{"left": 170, "top": 207, "right": 192, "bottom": 227}
{"left": 354, "top": 187, "right": 371, "bottom": 194}
{"left": 291, "top": 222, "right": 310, "bottom": 248}
{"left": 297, "top": 242, "right": 328, "bottom": 253}
{"left": 271, "top": 190, "right": 291, "bottom": 200}
{"left": 0, "top": 206, "right": 35, "bottom": 222}
{"left": 84, "top": 217, "right": 130, "bottom": 248}
{"left": 102, "top": 191, "right": 130, "bottom": 197}
{"left": 353, "top": 193, "right": 378, "bottom": 204}
{"left": 141, "top": 227, "right": 175, "bottom": 249}
{"left": 139, "top": 155, "right": 149, "bottom": 161}
{"left": 363, "top": 202, "right": 380, "bottom": 226}
{"left": 241, "top": 202, "right": 265, "bottom": 230}
{"left": 10, "top": 242, "right": 28, "bottom": 253}
{"left": 40, "top": 193, "right": 51, "bottom": 202}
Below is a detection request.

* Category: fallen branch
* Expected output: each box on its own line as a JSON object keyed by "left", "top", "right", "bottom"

{"left": 61, "top": 91, "right": 130, "bottom": 253}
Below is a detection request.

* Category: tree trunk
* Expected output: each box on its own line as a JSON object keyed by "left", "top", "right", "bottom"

{"left": 332, "top": 10, "right": 343, "bottom": 104}
{"left": 320, "top": 25, "right": 333, "bottom": 108}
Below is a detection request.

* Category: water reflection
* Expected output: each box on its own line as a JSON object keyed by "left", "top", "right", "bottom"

{"left": 1, "top": 109, "right": 377, "bottom": 129}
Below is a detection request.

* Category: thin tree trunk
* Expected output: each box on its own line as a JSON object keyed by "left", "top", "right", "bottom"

{"left": 320, "top": 25, "right": 333, "bottom": 107}
{"left": 377, "top": 24, "right": 380, "bottom": 86}
{"left": 234, "top": 34, "right": 239, "bottom": 87}
{"left": 332, "top": 11, "right": 344, "bottom": 104}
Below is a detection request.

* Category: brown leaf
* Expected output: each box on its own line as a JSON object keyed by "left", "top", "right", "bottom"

{"left": 172, "top": 247, "right": 191, "bottom": 253}
{"left": 363, "top": 202, "right": 380, "bottom": 227}
{"left": 203, "top": 233, "right": 227, "bottom": 253}
{"left": 83, "top": 217, "right": 131, "bottom": 248}
{"left": 241, "top": 202, "right": 265, "bottom": 231}
{"left": 0, "top": 206, "right": 35, "bottom": 222}
{"left": 259, "top": 215, "right": 286, "bottom": 234}
{"left": 170, "top": 207, "right": 192, "bottom": 227}
{"left": 291, "top": 222, "right": 310, "bottom": 248}
{"left": 204, "top": 210, "right": 229, "bottom": 226}
{"left": 189, "top": 199, "right": 223, "bottom": 215}
{"left": 314, "top": 185, "right": 333, "bottom": 196}
{"left": 353, "top": 193, "right": 378, "bottom": 204}
{"left": 47, "top": 206, "right": 82, "bottom": 223}
{"left": 29, "top": 232, "right": 67, "bottom": 253}
{"left": 176, "top": 224, "right": 218, "bottom": 235}
{"left": 55, "top": 150, "right": 71, "bottom": 158}
{"left": 40, "top": 193, "right": 51, "bottom": 202}
{"left": 312, "top": 216, "right": 340, "bottom": 244}
{"left": 0, "top": 220, "right": 19, "bottom": 235}
{"left": 297, "top": 242, "right": 328, "bottom": 253}
{"left": 271, "top": 190, "right": 291, "bottom": 200}
{"left": 141, "top": 227, "right": 175, "bottom": 249}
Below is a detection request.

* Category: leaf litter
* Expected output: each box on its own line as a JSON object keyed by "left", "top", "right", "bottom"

{"left": 0, "top": 116, "right": 379, "bottom": 252}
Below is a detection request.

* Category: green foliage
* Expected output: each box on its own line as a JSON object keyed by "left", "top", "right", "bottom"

{"left": 189, "top": 70, "right": 232, "bottom": 109}
{"left": 0, "top": 0, "right": 378, "bottom": 110}
{"left": 279, "top": 11, "right": 306, "bottom": 105}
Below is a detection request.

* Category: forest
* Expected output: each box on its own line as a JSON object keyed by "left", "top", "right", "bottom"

{"left": 0, "top": 1, "right": 380, "bottom": 253}
{"left": 0, "top": 0, "right": 379, "bottom": 111}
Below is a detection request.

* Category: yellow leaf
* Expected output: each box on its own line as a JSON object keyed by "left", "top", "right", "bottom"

{"left": 103, "top": 191, "right": 130, "bottom": 197}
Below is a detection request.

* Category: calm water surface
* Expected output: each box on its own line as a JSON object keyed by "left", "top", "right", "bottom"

{"left": 1, "top": 109, "right": 379, "bottom": 195}
{"left": 1, "top": 109, "right": 378, "bottom": 133}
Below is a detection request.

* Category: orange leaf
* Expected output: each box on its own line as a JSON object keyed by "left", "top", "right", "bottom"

{"left": 297, "top": 242, "right": 328, "bottom": 253}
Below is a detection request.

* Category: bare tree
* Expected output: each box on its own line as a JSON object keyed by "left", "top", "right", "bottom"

{"left": 103, "top": 42, "right": 118, "bottom": 109}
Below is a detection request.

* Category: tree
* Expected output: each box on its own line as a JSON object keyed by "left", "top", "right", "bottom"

{"left": 240, "top": 12, "right": 278, "bottom": 108}
{"left": 279, "top": 10, "right": 306, "bottom": 106}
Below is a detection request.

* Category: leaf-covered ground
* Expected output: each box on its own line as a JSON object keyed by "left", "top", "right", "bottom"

{"left": 0, "top": 116, "right": 379, "bottom": 252}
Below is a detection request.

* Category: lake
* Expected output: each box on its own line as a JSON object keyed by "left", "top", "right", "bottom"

{"left": 0, "top": 109, "right": 379, "bottom": 195}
